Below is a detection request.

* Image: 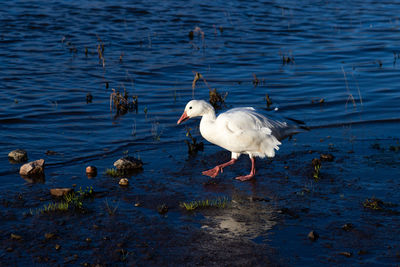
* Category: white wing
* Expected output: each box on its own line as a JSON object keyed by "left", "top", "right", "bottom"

{"left": 219, "top": 107, "right": 289, "bottom": 138}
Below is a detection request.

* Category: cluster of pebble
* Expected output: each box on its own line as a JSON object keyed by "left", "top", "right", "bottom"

{"left": 8, "top": 149, "right": 143, "bottom": 195}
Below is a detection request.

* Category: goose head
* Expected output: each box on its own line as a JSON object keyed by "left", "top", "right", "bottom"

{"left": 177, "top": 100, "right": 214, "bottom": 124}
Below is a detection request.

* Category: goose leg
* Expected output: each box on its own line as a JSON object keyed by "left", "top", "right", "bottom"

{"left": 235, "top": 157, "right": 256, "bottom": 181}
{"left": 202, "top": 159, "right": 237, "bottom": 178}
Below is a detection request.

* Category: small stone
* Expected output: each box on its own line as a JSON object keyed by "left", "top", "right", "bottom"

{"left": 19, "top": 159, "right": 45, "bottom": 177}
{"left": 339, "top": 251, "right": 352, "bottom": 257}
{"left": 50, "top": 188, "right": 73, "bottom": 197}
{"left": 342, "top": 223, "right": 354, "bottom": 231}
{"left": 114, "top": 156, "right": 143, "bottom": 170}
{"left": 45, "top": 233, "right": 56, "bottom": 239}
{"left": 6, "top": 247, "right": 13, "bottom": 252}
{"left": 85, "top": 237, "right": 92, "bottom": 243}
{"left": 45, "top": 150, "right": 58, "bottom": 155}
{"left": 8, "top": 149, "right": 28, "bottom": 163}
{"left": 119, "top": 178, "right": 129, "bottom": 186}
{"left": 308, "top": 230, "right": 319, "bottom": 241}
{"left": 11, "top": 233, "right": 22, "bottom": 240}
{"left": 86, "top": 165, "right": 97, "bottom": 178}
{"left": 134, "top": 203, "right": 141, "bottom": 207}
{"left": 64, "top": 254, "right": 78, "bottom": 264}
{"left": 320, "top": 154, "right": 335, "bottom": 162}
{"left": 358, "top": 250, "right": 368, "bottom": 255}
{"left": 55, "top": 244, "right": 61, "bottom": 250}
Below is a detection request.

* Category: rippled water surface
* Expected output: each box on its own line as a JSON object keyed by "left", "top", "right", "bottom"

{"left": 1, "top": 0, "right": 400, "bottom": 265}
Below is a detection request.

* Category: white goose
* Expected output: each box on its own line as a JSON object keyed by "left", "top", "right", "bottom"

{"left": 177, "top": 100, "right": 300, "bottom": 181}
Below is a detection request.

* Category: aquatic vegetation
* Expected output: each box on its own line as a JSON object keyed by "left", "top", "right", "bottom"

{"left": 86, "top": 93, "right": 93, "bottom": 103}
{"left": 120, "top": 249, "right": 130, "bottom": 262}
{"left": 209, "top": 88, "right": 227, "bottom": 110}
{"left": 157, "top": 204, "right": 168, "bottom": 215}
{"left": 109, "top": 88, "right": 138, "bottom": 116}
{"left": 311, "top": 158, "right": 322, "bottom": 180}
{"left": 281, "top": 53, "right": 295, "bottom": 65}
{"left": 393, "top": 51, "right": 400, "bottom": 66}
{"left": 363, "top": 198, "right": 399, "bottom": 215}
{"left": 180, "top": 196, "right": 229, "bottom": 211}
{"left": 371, "top": 143, "right": 382, "bottom": 150}
{"left": 265, "top": 93, "right": 272, "bottom": 109}
{"left": 188, "top": 26, "right": 205, "bottom": 50}
{"left": 97, "top": 35, "right": 105, "bottom": 68}
{"left": 105, "top": 168, "right": 126, "bottom": 178}
{"left": 363, "top": 198, "right": 384, "bottom": 210}
{"left": 252, "top": 74, "right": 260, "bottom": 87}
{"left": 151, "top": 121, "right": 163, "bottom": 141}
{"left": 341, "top": 66, "right": 363, "bottom": 109}
{"left": 131, "top": 120, "right": 137, "bottom": 136}
{"left": 30, "top": 202, "right": 70, "bottom": 215}
{"left": 64, "top": 186, "right": 94, "bottom": 210}
{"left": 104, "top": 199, "right": 119, "bottom": 216}
{"left": 185, "top": 127, "right": 204, "bottom": 156}
{"left": 29, "top": 186, "right": 94, "bottom": 215}
{"left": 311, "top": 98, "right": 325, "bottom": 104}
{"left": 188, "top": 26, "right": 205, "bottom": 41}
{"left": 191, "top": 72, "right": 227, "bottom": 109}
{"left": 61, "top": 36, "right": 77, "bottom": 54}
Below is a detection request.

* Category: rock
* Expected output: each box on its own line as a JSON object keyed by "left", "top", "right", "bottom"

{"left": 45, "top": 150, "right": 59, "bottom": 155}
{"left": 64, "top": 254, "right": 78, "bottom": 264}
{"left": 157, "top": 204, "right": 168, "bottom": 215}
{"left": 250, "top": 196, "right": 270, "bottom": 202}
{"left": 19, "top": 159, "right": 45, "bottom": 177}
{"left": 50, "top": 188, "right": 73, "bottom": 197}
{"left": 86, "top": 165, "right": 97, "bottom": 178}
{"left": 114, "top": 156, "right": 143, "bottom": 170}
{"left": 339, "top": 251, "right": 352, "bottom": 257}
{"left": 45, "top": 233, "right": 56, "bottom": 239}
{"left": 119, "top": 178, "right": 129, "bottom": 186}
{"left": 342, "top": 223, "right": 354, "bottom": 231}
{"left": 8, "top": 149, "right": 28, "bottom": 163}
{"left": 10, "top": 233, "right": 22, "bottom": 240}
{"left": 279, "top": 207, "right": 299, "bottom": 219}
{"left": 55, "top": 244, "right": 61, "bottom": 250}
{"left": 320, "top": 153, "right": 335, "bottom": 162}
{"left": 358, "top": 250, "right": 368, "bottom": 255}
{"left": 308, "top": 230, "right": 319, "bottom": 241}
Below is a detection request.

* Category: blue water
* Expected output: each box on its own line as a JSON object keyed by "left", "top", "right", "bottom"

{"left": 1, "top": 0, "right": 400, "bottom": 265}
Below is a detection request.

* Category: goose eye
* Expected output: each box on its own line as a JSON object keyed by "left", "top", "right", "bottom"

{"left": 189, "top": 106, "right": 192, "bottom": 109}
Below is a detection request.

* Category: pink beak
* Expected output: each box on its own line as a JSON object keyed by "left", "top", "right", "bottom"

{"left": 177, "top": 111, "right": 190, "bottom": 124}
